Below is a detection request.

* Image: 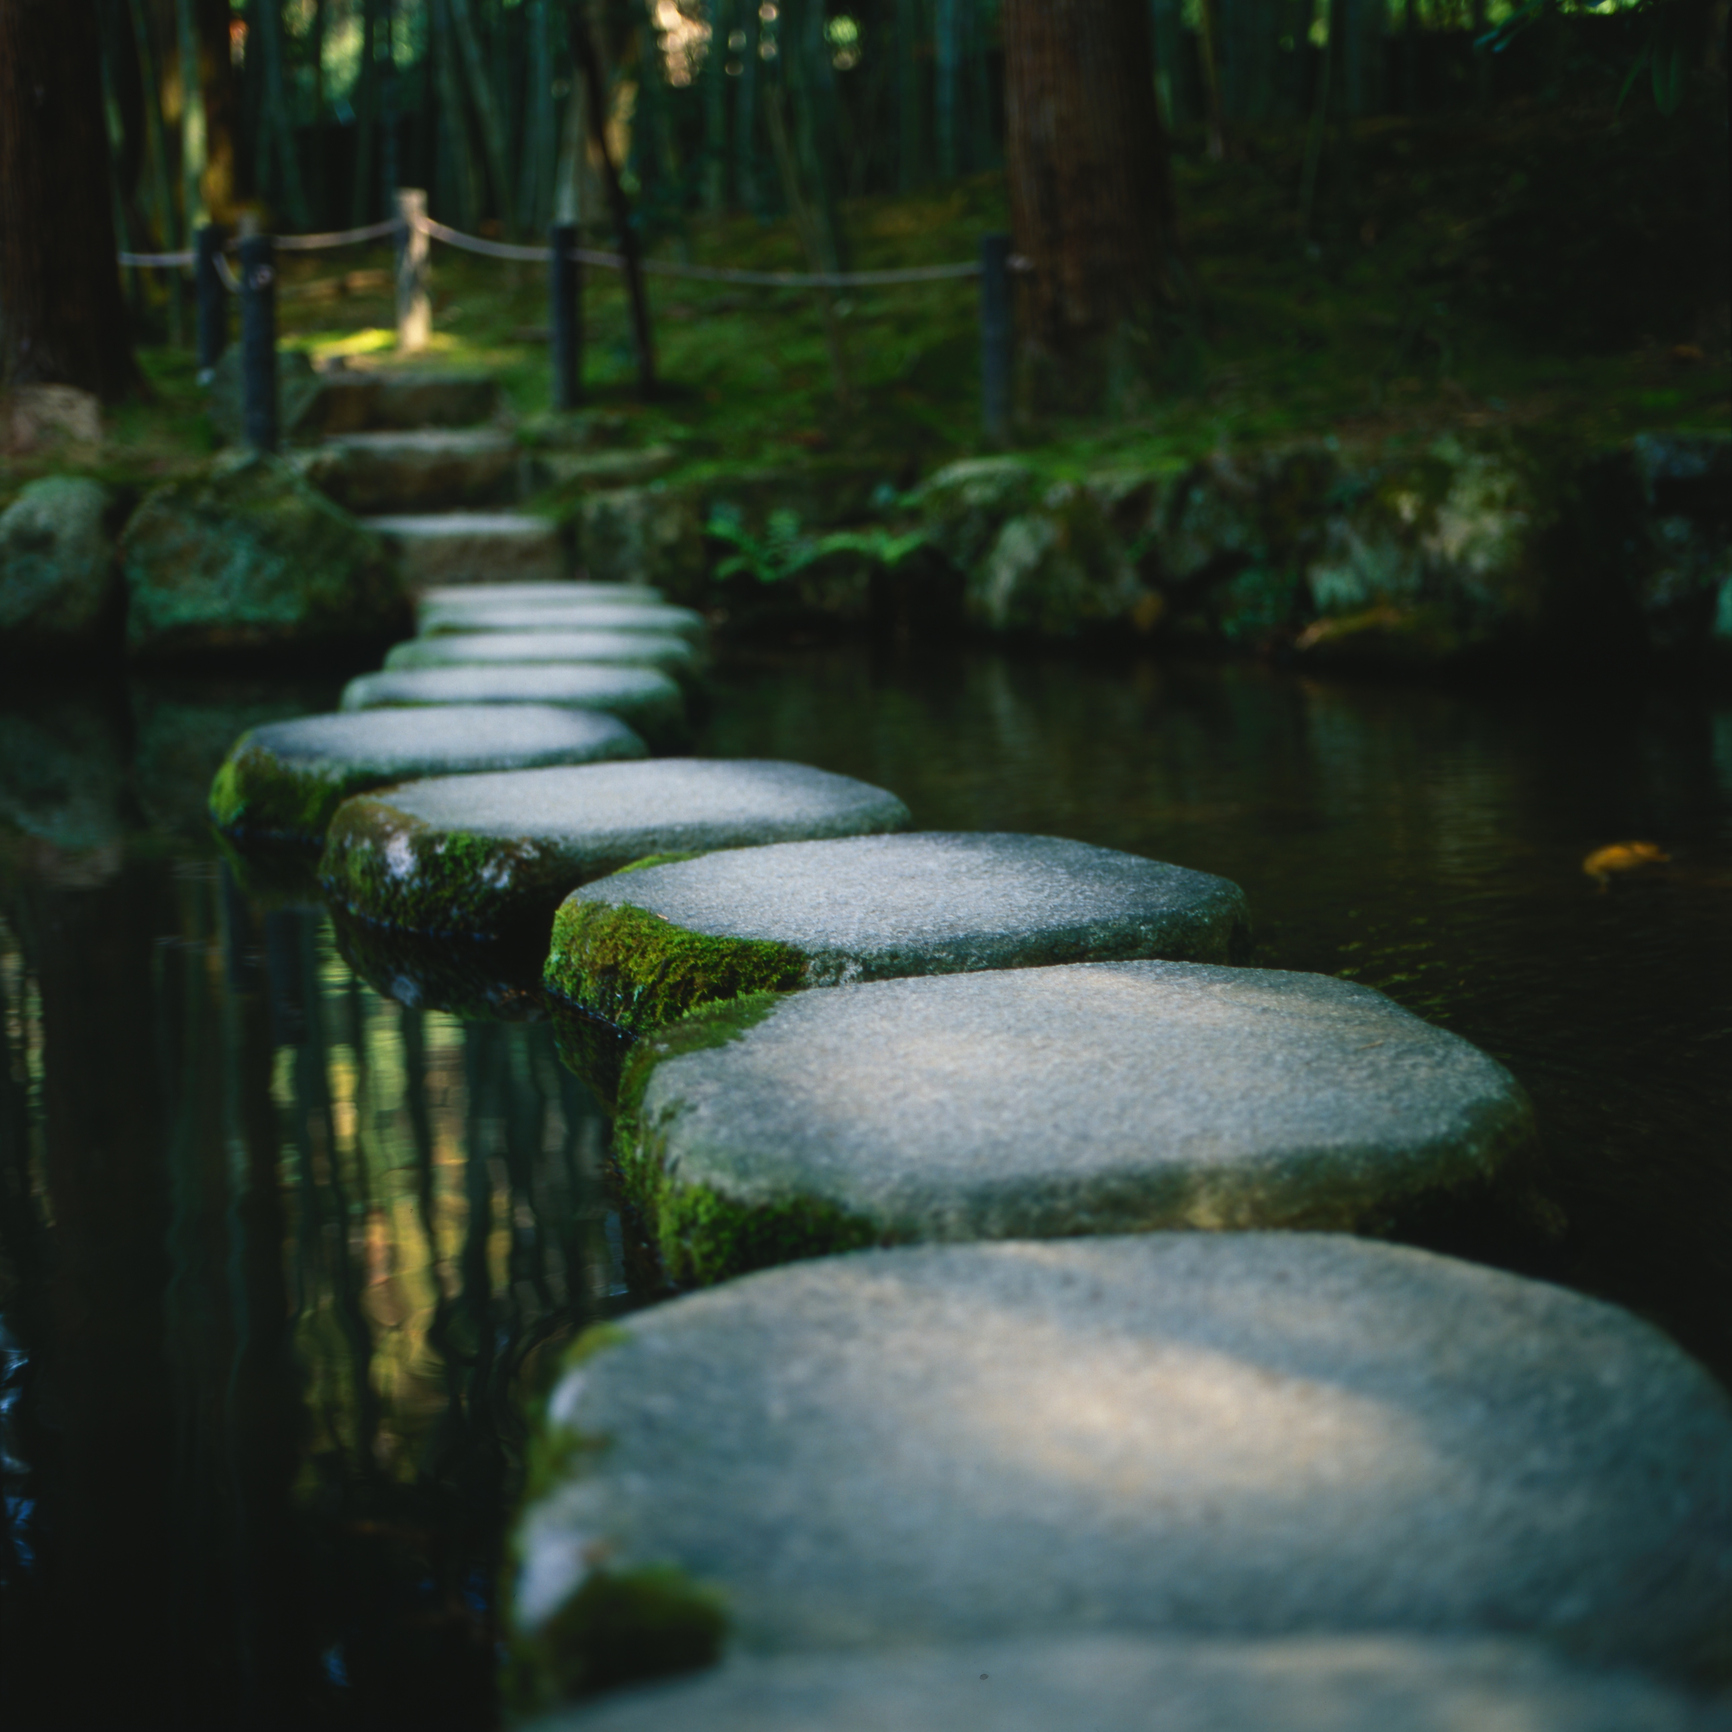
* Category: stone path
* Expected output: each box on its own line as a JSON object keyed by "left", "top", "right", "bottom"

{"left": 420, "top": 579, "right": 666, "bottom": 612}
{"left": 383, "top": 629, "right": 699, "bottom": 683}
{"left": 614, "top": 960, "right": 1533, "bottom": 1283}
{"left": 520, "top": 1636, "right": 1732, "bottom": 1732}
{"left": 547, "top": 833, "right": 1251, "bottom": 1035}
{"left": 208, "top": 705, "right": 646, "bottom": 843}
{"left": 340, "top": 664, "right": 689, "bottom": 752}
{"left": 319, "top": 760, "right": 910, "bottom": 940}
{"left": 306, "top": 427, "right": 519, "bottom": 514}
{"left": 513, "top": 1236, "right": 1732, "bottom": 1679}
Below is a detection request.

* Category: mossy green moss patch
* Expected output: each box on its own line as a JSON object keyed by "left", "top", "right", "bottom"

{"left": 320, "top": 801, "right": 566, "bottom": 939}
{"left": 545, "top": 898, "right": 808, "bottom": 1035}
{"left": 208, "top": 738, "right": 364, "bottom": 842}
{"left": 612, "top": 992, "right": 882, "bottom": 1286}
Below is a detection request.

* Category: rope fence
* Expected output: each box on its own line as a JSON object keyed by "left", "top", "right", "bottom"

{"left": 118, "top": 189, "right": 1023, "bottom": 444}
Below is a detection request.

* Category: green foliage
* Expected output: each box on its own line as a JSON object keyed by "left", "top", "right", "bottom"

{"left": 705, "top": 503, "right": 928, "bottom": 585}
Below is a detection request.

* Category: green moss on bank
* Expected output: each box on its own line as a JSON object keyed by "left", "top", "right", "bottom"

{"left": 545, "top": 898, "right": 808, "bottom": 1034}
{"left": 208, "top": 738, "right": 359, "bottom": 842}
{"left": 612, "top": 992, "right": 881, "bottom": 1286}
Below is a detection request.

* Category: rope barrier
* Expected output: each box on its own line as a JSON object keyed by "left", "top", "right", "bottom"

{"left": 273, "top": 216, "right": 405, "bottom": 252}
{"left": 212, "top": 250, "right": 242, "bottom": 295}
{"left": 119, "top": 249, "right": 194, "bottom": 267}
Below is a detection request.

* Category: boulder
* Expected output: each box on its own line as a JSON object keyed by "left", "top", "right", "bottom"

{"left": 910, "top": 457, "right": 1040, "bottom": 573}
{"left": 0, "top": 477, "right": 120, "bottom": 648}
{"left": 319, "top": 760, "right": 911, "bottom": 941}
{"left": 534, "top": 445, "right": 681, "bottom": 497}
{"left": 577, "top": 487, "right": 705, "bottom": 596}
{"left": 121, "top": 453, "right": 407, "bottom": 660}
{"left": 516, "top": 1636, "right": 1732, "bottom": 1732}
{"left": 338, "top": 663, "right": 689, "bottom": 753}
{"left": 970, "top": 484, "right": 1146, "bottom": 635}
{"left": 615, "top": 959, "right": 1533, "bottom": 1284}
{"left": 547, "top": 834, "right": 1251, "bottom": 1036}
{"left": 513, "top": 1236, "right": 1732, "bottom": 1680}
{"left": 209, "top": 704, "right": 648, "bottom": 844}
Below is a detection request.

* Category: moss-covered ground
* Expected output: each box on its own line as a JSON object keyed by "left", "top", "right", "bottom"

{"left": 8, "top": 102, "right": 1722, "bottom": 508}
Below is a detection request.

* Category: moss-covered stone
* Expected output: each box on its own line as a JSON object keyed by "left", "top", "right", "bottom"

{"left": 545, "top": 899, "right": 808, "bottom": 1035}
{"left": 611, "top": 993, "right": 881, "bottom": 1286}
{"left": 209, "top": 740, "right": 358, "bottom": 842}
{"left": 329, "top": 908, "right": 548, "bottom": 1021}
{"left": 0, "top": 477, "right": 121, "bottom": 649}
{"left": 121, "top": 451, "right": 408, "bottom": 660}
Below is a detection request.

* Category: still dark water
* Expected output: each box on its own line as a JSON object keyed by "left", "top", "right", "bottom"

{"left": 2, "top": 646, "right": 1729, "bottom": 1730}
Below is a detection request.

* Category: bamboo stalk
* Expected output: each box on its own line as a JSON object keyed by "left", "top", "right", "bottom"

{"left": 128, "top": 0, "right": 183, "bottom": 342}
{"left": 449, "top": 0, "right": 518, "bottom": 235}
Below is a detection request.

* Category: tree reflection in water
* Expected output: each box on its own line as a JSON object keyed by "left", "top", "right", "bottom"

{"left": 0, "top": 854, "right": 615, "bottom": 1731}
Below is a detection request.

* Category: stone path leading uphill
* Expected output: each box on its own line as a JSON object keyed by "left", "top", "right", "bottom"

{"left": 546, "top": 833, "right": 1252, "bottom": 1035}
{"left": 417, "top": 600, "right": 707, "bottom": 641}
{"left": 319, "top": 760, "right": 910, "bottom": 941}
{"left": 522, "top": 1636, "right": 1732, "bottom": 1732}
{"left": 514, "top": 1237, "right": 1732, "bottom": 1685}
{"left": 209, "top": 705, "right": 647, "bottom": 844}
{"left": 612, "top": 960, "right": 1533, "bottom": 1284}
{"left": 340, "top": 664, "right": 690, "bottom": 752}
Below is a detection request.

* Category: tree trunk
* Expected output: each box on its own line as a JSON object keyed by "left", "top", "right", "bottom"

{"left": 1002, "top": 0, "right": 1178, "bottom": 413}
{"left": 449, "top": 0, "right": 516, "bottom": 233}
{"left": 0, "top": 0, "right": 144, "bottom": 399}
{"left": 351, "top": 0, "right": 378, "bottom": 225}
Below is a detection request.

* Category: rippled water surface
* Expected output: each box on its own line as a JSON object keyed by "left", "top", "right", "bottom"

{"left": 2, "top": 648, "right": 1728, "bottom": 1729}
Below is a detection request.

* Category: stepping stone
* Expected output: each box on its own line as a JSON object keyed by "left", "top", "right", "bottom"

{"left": 320, "top": 760, "right": 910, "bottom": 942}
{"left": 384, "top": 629, "right": 699, "bottom": 686}
{"left": 547, "top": 833, "right": 1252, "bottom": 1036}
{"left": 366, "top": 512, "right": 565, "bottom": 587}
{"left": 517, "top": 1635, "right": 1732, "bottom": 1732}
{"left": 616, "top": 959, "right": 1535, "bottom": 1283}
{"left": 417, "top": 598, "right": 707, "bottom": 644}
{"left": 312, "top": 370, "right": 501, "bottom": 435}
{"left": 304, "top": 428, "right": 518, "bottom": 513}
{"left": 420, "top": 579, "right": 665, "bottom": 610}
{"left": 512, "top": 1236, "right": 1732, "bottom": 1680}
{"left": 207, "top": 704, "right": 647, "bottom": 844}
{"left": 340, "top": 665, "right": 689, "bottom": 753}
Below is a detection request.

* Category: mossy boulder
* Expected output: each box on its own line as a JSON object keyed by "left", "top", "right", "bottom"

{"left": 121, "top": 452, "right": 408, "bottom": 660}
{"left": 0, "top": 477, "right": 122, "bottom": 649}
{"left": 970, "top": 484, "right": 1148, "bottom": 635}
{"left": 576, "top": 487, "right": 705, "bottom": 598}
{"left": 910, "top": 456, "right": 1039, "bottom": 572}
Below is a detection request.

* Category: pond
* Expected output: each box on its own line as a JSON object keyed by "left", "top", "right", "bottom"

{"left": 2, "top": 645, "right": 1728, "bottom": 1730}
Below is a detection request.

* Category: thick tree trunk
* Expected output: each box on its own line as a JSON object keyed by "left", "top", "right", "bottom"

{"left": 0, "top": 0, "right": 144, "bottom": 398}
{"left": 1002, "top": 0, "right": 1178, "bottom": 413}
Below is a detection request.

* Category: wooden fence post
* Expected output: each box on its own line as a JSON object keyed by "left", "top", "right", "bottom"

{"left": 396, "top": 188, "right": 431, "bottom": 351}
{"left": 195, "top": 224, "right": 227, "bottom": 384}
{"left": 980, "top": 232, "right": 1012, "bottom": 445}
{"left": 550, "top": 222, "right": 582, "bottom": 411}
{"left": 238, "top": 224, "right": 278, "bottom": 452}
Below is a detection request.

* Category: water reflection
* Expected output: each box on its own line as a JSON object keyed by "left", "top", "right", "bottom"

{"left": 0, "top": 850, "right": 613, "bottom": 1730}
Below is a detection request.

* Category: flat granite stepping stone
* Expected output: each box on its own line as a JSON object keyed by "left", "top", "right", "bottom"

{"left": 546, "top": 833, "right": 1251, "bottom": 1037}
{"left": 417, "top": 597, "right": 705, "bottom": 643}
{"left": 511, "top": 1236, "right": 1732, "bottom": 1687}
{"left": 614, "top": 959, "right": 1534, "bottom": 1283}
{"left": 208, "top": 704, "right": 647, "bottom": 844}
{"left": 367, "top": 512, "right": 566, "bottom": 587}
{"left": 383, "top": 631, "right": 699, "bottom": 683}
{"left": 340, "top": 665, "right": 689, "bottom": 753}
{"left": 420, "top": 580, "right": 666, "bottom": 610}
{"left": 519, "top": 1635, "right": 1732, "bottom": 1732}
{"left": 321, "top": 760, "right": 910, "bottom": 942}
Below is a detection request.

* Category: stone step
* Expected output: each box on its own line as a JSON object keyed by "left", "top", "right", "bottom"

{"left": 546, "top": 833, "right": 1252, "bottom": 1039}
{"left": 613, "top": 958, "right": 1534, "bottom": 1285}
{"left": 417, "top": 597, "right": 707, "bottom": 644}
{"left": 310, "top": 370, "right": 502, "bottom": 434}
{"left": 319, "top": 760, "right": 911, "bottom": 942}
{"left": 303, "top": 429, "right": 520, "bottom": 513}
{"left": 207, "top": 704, "right": 647, "bottom": 845}
{"left": 518, "top": 1636, "right": 1732, "bottom": 1732}
{"left": 365, "top": 512, "right": 567, "bottom": 588}
{"left": 339, "top": 664, "right": 689, "bottom": 755}
{"left": 419, "top": 580, "right": 665, "bottom": 610}
{"left": 512, "top": 1236, "right": 1732, "bottom": 1684}
{"left": 383, "top": 629, "right": 699, "bottom": 685}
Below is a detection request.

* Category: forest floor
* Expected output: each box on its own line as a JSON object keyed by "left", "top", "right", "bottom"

{"left": 13, "top": 97, "right": 1727, "bottom": 500}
